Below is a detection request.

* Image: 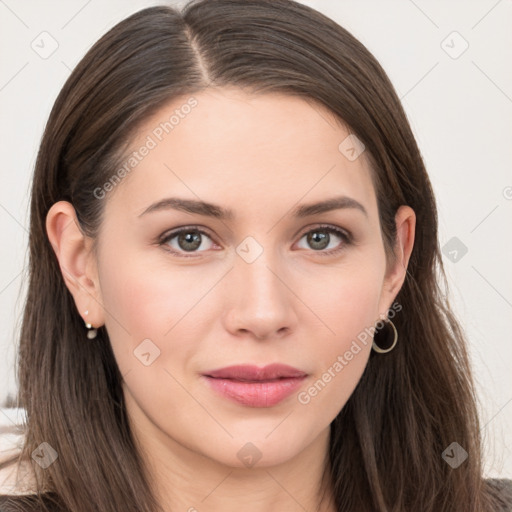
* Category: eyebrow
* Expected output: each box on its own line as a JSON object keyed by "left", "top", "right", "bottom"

{"left": 138, "top": 195, "right": 368, "bottom": 220}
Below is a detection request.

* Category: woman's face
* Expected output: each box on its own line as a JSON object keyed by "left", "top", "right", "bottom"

{"left": 55, "top": 88, "right": 414, "bottom": 470}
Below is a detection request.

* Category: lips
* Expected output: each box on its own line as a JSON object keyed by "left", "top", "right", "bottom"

{"left": 203, "top": 363, "right": 307, "bottom": 381}
{"left": 201, "top": 364, "right": 308, "bottom": 407}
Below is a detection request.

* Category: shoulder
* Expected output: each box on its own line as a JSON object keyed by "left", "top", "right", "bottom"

{"left": 485, "top": 478, "right": 512, "bottom": 511}
{"left": 0, "top": 409, "right": 61, "bottom": 511}
{"left": 0, "top": 408, "right": 39, "bottom": 498}
{"left": 0, "top": 456, "right": 39, "bottom": 499}
{"left": 0, "top": 438, "right": 38, "bottom": 498}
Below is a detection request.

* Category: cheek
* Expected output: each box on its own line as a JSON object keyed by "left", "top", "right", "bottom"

{"left": 299, "top": 255, "right": 384, "bottom": 415}
{"left": 96, "top": 244, "right": 203, "bottom": 372}
{"left": 98, "top": 241, "right": 206, "bottom": 335}
{"left": 296, "top": 344, "right": 370, "bottom": 433}
{"left": 310, "top": 255, "right": 385, "bottom": 350}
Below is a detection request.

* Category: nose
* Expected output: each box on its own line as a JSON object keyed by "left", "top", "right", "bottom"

{"left": 223, "top": 249, "right": 298, "bottom": 341}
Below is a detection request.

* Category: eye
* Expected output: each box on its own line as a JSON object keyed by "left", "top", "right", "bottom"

{"left": 295, "top": 224, "right": 352, "bottom": 256}
{"left": 158, "top": 224, "right": 352, "bottom": 258}
{"left": 159, "top": 226, "right": 216, "bottom": 257}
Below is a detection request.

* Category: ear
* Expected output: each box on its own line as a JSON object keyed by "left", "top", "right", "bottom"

{"left": 377, "top": 205, "right": 416, "bottom": 316}
{"left": 45, "top": 201, "right": 104, "bottom": 329}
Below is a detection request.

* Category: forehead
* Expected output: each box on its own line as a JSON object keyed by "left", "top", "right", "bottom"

{"left": 105, "top": 87, "right": 377, "bottom": 221}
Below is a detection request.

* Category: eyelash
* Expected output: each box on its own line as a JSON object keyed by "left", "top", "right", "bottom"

{"left": 157, "top": 224, "right": 352, "bottom": 259}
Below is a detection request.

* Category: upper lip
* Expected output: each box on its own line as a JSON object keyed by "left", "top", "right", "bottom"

{"left": 203, "top": 364, "right": 307, "bottom": 381}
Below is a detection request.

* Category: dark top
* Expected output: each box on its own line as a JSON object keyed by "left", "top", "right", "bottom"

{"left": 487, "top": 478, "right": 512, "bottom": 511}
{"left": 1, "top": 478, "right": 511, "bottom": 511}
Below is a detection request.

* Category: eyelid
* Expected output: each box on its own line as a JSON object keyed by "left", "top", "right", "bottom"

{"left": 296, "top": 223, "right": 351, "bottom": 241}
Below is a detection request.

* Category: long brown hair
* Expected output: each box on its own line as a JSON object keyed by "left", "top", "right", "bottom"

{"left": 0, "top": 0, "right": 504, "bottom": 510}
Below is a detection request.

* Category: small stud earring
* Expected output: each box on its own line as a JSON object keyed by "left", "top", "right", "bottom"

{"left": 83, "top": 310, "right": 98, "bottom": 339}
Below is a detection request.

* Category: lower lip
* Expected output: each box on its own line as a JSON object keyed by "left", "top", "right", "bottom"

{"left": 202, "top": 375, "right": 307, "bottom": 407}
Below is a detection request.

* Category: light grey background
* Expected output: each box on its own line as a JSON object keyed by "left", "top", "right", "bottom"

{"left": 0, "top": 0, "right": 510, "bottom": 478}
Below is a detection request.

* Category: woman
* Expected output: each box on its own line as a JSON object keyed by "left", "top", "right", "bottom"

{"left": 0, "top": 0, "right": 511, "bottom": 510}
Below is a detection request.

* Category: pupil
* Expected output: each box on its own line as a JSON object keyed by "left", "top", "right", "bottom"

{"left": 309, "top": 231, "right": 328, "bottom": 250}
{"left": 179, "top": 232, "right": 201, "bottom": 251}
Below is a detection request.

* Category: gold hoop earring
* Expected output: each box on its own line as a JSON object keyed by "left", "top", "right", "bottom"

{"left": 372, "top": 318, "right": 398, "bottom": 354}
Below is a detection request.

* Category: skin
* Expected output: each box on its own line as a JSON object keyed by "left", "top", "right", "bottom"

{"left": 46, "top": 87, "right": 415, "bottom": 512}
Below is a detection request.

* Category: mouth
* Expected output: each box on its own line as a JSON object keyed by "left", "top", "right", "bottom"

{"left": 203, "top": 363, "right": 307, "bottom": 381}
{"left": 201, "top": 364, "right": 308, "bottom": 407}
